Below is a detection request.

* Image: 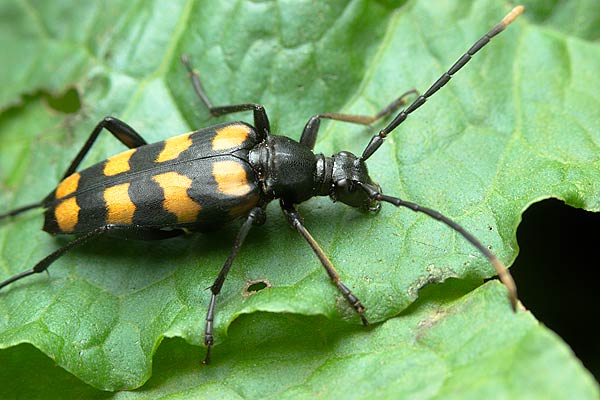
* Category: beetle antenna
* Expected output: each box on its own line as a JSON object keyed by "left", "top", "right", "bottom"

{"left": 361, "top": 5, "right": 524, "bottom": 161}
{"left": 358, "top": 182, "right": 518, "bottom": 310}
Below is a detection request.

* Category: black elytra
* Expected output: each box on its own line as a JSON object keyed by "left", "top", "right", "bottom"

{"left": 0, "top": 6, "right": 524, "bottom": 363}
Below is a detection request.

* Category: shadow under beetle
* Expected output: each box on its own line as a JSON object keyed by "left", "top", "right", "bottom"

{"left": 0, "top": 6, "right": 523, "bottom": 363}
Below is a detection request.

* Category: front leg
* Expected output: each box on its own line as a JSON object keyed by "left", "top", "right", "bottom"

{"left": 299, "top": 89, "right": 416, "bottom": 150}
{"left": 280, "top": 200, "right": 368, "bottom": 326}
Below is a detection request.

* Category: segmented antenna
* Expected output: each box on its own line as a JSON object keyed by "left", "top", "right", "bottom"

{"left": 358, "top": 182, "right": 518, "bottom": 310}
{"left": 362, "top": 5, "right": 524, "bottom": 160}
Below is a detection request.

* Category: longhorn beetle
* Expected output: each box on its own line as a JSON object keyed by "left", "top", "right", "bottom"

{"left": 0, "top": 6, "right": 523, "bottom": 363}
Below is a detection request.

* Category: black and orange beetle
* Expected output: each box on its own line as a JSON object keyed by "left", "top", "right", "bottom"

{"left": 0, "top": 6, "right": 523, "bottom": 363}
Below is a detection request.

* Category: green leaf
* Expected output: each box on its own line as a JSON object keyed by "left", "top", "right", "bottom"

{"left": 0, "top": 0, "right": 598, "bottom": 394}
{"left": 1, "top": 282, "right": 598, "bottom": 399}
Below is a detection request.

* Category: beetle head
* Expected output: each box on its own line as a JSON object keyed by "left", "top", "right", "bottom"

{"left": 331, "top": 151, "right": 380, "bottom": 212}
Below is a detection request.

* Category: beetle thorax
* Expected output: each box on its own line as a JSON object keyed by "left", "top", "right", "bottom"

{"left": 249, "top": 135, "right": 318, "bottom": 204}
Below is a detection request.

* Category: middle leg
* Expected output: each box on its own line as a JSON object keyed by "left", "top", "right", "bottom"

{"left": 202, "top": 207, "right": 266, "bottom": 364}
{"left": 181, "top": 55, "right": 271, "bottom": 139}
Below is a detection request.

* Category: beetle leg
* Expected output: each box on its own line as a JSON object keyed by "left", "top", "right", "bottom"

{"left": 0, "top": 225, "right": 114, "bottom": 290}
{"left": 299, "top": 89, "right": 417, "bottom": 150}
{"left": 203, "top": 207, "right": 266, "bottom": 364}
{"left": 0, "top": 202, "right": 43, "bottom": 220}
{"left": 62, "top": 117, "right": 148, "bottom": 179}
{"left": 181, "top": 55, "right": 271, "bottom": 139}
{"left": 1, "top": 117, "right": 148, "bottom": 219}
{"left": 280, "top": 200, "right": 369, "bottom": 326}
{"left": 0, "top": 225, "right": 186, "bottom": 290}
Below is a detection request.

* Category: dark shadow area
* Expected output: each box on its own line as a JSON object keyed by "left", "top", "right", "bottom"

{"left": 0, "top": 343, "right": 109, "bottom": 399}
{"left": 511, "top": 198, "right": 600, "bottom": 380}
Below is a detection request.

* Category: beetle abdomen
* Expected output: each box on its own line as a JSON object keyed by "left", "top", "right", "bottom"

{"left": 43, "top": 122, "right": 262, "bottom": 234}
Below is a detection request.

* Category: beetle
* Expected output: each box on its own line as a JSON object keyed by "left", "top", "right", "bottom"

{"left": 0, "top": 6, "right": 523, "bottom": 363}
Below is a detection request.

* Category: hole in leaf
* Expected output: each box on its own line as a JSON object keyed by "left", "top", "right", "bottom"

{"left": 511, "top": 198, "right": 600, "bottom": 380}
{"left": 243, "top": 279, "right": 271, "bottom": 296}
{"left": 44, "top": 87, "right": 81, "bottom": 114}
